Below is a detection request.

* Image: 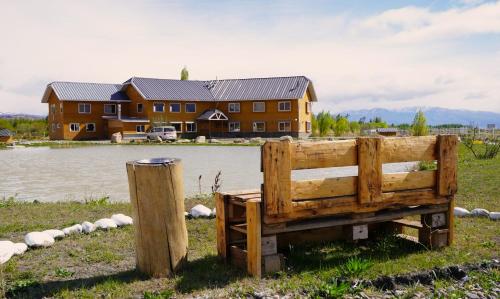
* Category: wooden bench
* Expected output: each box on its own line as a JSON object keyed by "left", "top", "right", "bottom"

{"left": 216, "top": 135, "right": 458, "bottom": 277}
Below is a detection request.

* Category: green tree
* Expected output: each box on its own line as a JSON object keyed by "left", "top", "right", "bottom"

{"left": 349, "top": 121, "right": 360, "bottom": 134}
{"left": 180, "top": 66, "right": 189, "bottom": 80}
{"left": 314, "top": 111, "right": 335, "bottom": 137}
{"left": 334, "top": 117, "right": 349, "bottom": 136}
{"left": 411, "top": 109, "right": 429, "bottom": 136}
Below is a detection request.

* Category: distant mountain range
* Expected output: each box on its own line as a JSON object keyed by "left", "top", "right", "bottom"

{"left": 0, "top": 112, "right": 45, "bottom": 120}
{"left": 341, "top": 107, "right": 500, "bottom": 128}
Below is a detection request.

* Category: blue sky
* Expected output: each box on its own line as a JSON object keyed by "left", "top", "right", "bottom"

{"left": 1, "top": 0, "right": 499, "bottom": 115}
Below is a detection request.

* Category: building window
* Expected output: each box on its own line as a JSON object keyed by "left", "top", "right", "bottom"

{"left": 228, "top": 103, "right": 240, "bottom": 113}
{"left": 57, "top": 123, "right": 61, "bottom": 129}
{"left": 137, "top": 103, "right": 144, "bottom": 113}
{"left": 104, "top": 104, "right": 116, "bottom": 114}
{"left": 170, "top": 103, "right": 181, "bottom": 113}
{"left": 136, "top": 125, "right": 145, "bottom": 132}
{"left": 278, "top": 121, "right": 291, "bottom": 132}
{"left": 153, "top": 103, "right": 164, "bottom": 112}
{"left": 78, "top": 103, "right": 91, "bottom": 114}
{"left": 69, "top": 123, "right": 80, "bottom": 132}
{"left": 278, "top": 101, "right": 291, "bottom": 112}
{"left": 170, "top": 122, "right": 182, "bottom": 132}
{"left": 50, "top": 104, "right": 56, "bottom": 114}
{"left": 86, "top": 123, "right": 96, "bottom": 132}
{"left": 60, "top": 103, "right": 63, "bottom": 113}
{"left": 253, "top": 121, "right": 265, "bottom": 132}
{"left": 185, "top": 103, "right": 196, "bottom": 113}
{"left": 253, "top": 102, "right": 265, "bottom": 112}
{"left": 229, "top": 122, "right": 240, "bottom": 132}
{"left": 186, "top": 122, "right": 197, "bottom": 132}
{"left": 51, "top": 123, "right": 56, "bottom": 132}
{"left": 305, "top": 102, "right": 311, "bottom": 114}
{"left": 306, "top": 121, "right": 311, "bottom": 132}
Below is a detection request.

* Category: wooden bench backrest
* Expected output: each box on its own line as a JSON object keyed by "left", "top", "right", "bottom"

{"left": 261, "top": 135, "right": 458, "bottom": 223}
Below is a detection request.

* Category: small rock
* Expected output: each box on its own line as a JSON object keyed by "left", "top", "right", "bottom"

{"left": 195, "top": 136, "right": 206, "bottom": 143}
{"left": 233, "top": 138, "right": 244, "bottom": 144}
{"left": 279, "top": 135, "right": 293, "bottom": 142}
{"left": 209, "top": 138, "right": 220, "bottom": 144}
{"left": 250, "top": 137, "right": 263, "bottom": 143}
{"left": 471, "top": 208, "right": 490, "bottom": 217}
{"left": 82, "top": 221, "right": 96, "bottom": 233}
{"left": 190, "top": 204, "right": 212, "bottom": 218}
{"left": 176, "top": 139, "right": 191, "bottom": 144}
{"left": 465, "top": 291, "right": 480, "bottom": 299}
{"left": 42, "top": 229, "right": 65, "bottom": 240}
{"left": 94, "top": 218, "right": 118, "bottom": 230}
{"left": 489, "top": 212, "right": 500, "bottom": 220}
{"left": 62, "top": 224, "right": 83, "bottom": 235}
{"left": 212, "top": 208, "right": 216, "bottom": 216}
{"left": 0, "top": 241, "right": 15, "bottom": 264}
{"left": 12, "top": 243, "right": 28, "bottom": 255}
{"left": 155, "top": 136, "right": 162, "bottom": 142}
{"left": 111, "top": 214, "right": 133, "bottom": 226}
{"left": 111, "top": 132, "right": 122, "bottom": 143}
{"left": 25, "top": 232, "right": 55, "bottom": 248}
{"left": 454, "top": 207, "right": 471, "bottom": 217}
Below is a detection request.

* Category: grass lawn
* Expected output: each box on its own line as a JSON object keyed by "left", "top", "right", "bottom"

{"left": 0, "top": 144, "right": 498, "bottom": 298}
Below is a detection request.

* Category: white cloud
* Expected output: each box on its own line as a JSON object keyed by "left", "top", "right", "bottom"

{"left": 0, "top": 0, "right": 499, "bottom": 115}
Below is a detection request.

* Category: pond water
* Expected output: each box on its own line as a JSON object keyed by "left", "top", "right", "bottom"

{"left": 0, "top": 145, "right": 417, "bottom": 202}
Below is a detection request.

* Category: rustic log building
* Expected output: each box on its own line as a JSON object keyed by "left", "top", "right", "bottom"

{"left": 41, "top": 76, "right": 317, "bottom": 140}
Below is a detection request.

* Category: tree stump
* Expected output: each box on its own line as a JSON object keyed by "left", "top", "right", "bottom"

{"left": 126, "top": 158, "right": 188, "bottom": 278}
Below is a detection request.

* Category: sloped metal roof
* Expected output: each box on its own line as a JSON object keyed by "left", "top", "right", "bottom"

{"left": 128, "top": 77, "right": 214, "bottom": 100}
{"left": 0, "top": 128, "right": 13, "bottom": 137}
{"left": 41, "top": 82, "right": 129, "bottom": 103}
{"left": 125, "top": 76, "right": 315, "bottom": 101}
{"left": 209, "top": 76, "right": 310, "bottom": 101}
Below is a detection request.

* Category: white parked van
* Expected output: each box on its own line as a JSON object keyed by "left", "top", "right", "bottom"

{"left": 146, "top": 126, "right": 177, "bottom": 141}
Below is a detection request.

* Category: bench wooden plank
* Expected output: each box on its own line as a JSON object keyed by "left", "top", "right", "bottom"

{"left": 291, "top": 140, "right": 357, "bottom": 170}
{"left": 291, "top": 171, "right": 436, "bottom": 201}
{"left": 263, "top": 204, "right": 448, "bottom": 234}
{"left": 392, "top": 218, "right": 423, "bottom": 229}
{"left": 291, "top": 176, "right": 357, "bottom": 200}
{"left": 230, "top": 223, "right": 247, "bottom": 234}
{"left": 264, "top": 189, "right": 449, "bottom": 224}
{"left": 383, "top": 170, "right": 436, "bottom": 192}
{"left": 382, "top": 136, "right": 437, "bottom": 163}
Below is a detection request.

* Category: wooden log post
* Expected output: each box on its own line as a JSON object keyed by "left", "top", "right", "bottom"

{"left": 215, "top": 193, "right": 229, "bottom": 260}
{"left": 262, "top": 140, "right": 292, "bottom": 216}
{"left": 246, "top": 199, "right": 262, "bottom": 277}
{"left": 437, "top": 134, "right": 458, "bottom": 245}
{"left": 357, "top": 137, "right": 383, "bottom": 204}
{"left": 126, "top": 158, "right": 188, "bottom": 278}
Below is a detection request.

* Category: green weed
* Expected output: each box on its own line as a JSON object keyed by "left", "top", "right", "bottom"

{"left": 313, "top": 279, "right": 350, "bottom": 298}
{"left": 144, "top": 289, "right": 175, "bottom": 299}
{"left": 55, "top": 267, "right": 74, "bottom": 278}
{"left": 340, "top": 257, "right": 372, "bottom": 277}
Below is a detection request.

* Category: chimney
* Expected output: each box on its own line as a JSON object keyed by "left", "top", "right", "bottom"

{"left": 118, "top": 104, "right": 122, "bottom": 120}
